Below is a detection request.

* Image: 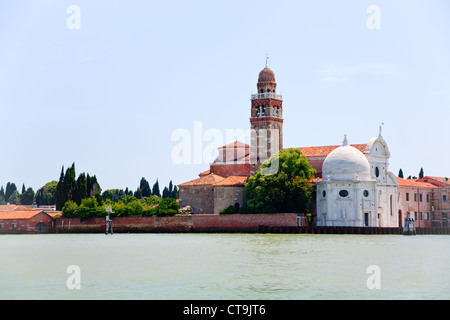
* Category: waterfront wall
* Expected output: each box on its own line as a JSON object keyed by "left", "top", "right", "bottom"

{"left": 55, "top": 213, "right": 301, "bottom": 233}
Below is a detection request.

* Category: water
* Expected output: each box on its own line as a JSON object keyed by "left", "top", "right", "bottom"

{"left": 0, "top": 233, "right": 448, "bottom": 300}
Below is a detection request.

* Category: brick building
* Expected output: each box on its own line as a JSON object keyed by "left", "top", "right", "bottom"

{"left": 396, "top": 178, "right": 437, "bottom": 228}
{"left": 416, "top": 176, "right": 450, "bottom": 227}
{"left": 0, "top": 210, "right": 56, "bottom": 233}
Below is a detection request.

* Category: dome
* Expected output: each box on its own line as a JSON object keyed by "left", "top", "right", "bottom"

{"left": 322, "top": 136, "right": 372, "bottom": 181}
{"left": 258, "top": 67, "right": 276, "bottom": 83}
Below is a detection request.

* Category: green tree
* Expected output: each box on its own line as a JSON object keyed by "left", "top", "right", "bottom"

{"left": 21, "top": 187, "right": 35, "bottom": 205}
{"left": 162, "top": 186, "right": 170, "bottom": 198}
{"left": 398, "top": 169, "right": 404, "bottom": 179}
{"left": 419, "top": 167, "right": 424, "bottom": 179}
{"left": 172, "top": 185, "right": 179, "bottom": 199}
{"left": 134, "top": 188, "right": 142, "bottom": 199}
{"left": 243, "top": 149, "right": 316, "bottom": 213}
{"left": 56, "top": 166, "right": 65, "bottom": 210}
{"left": 156, "top": 197, "right": 178, "bottom": 216}
{"left": 5, "top": 182, "right": 17, "bottom": 203}
{"left": 8, "top": 190, "right": 21, "bottom": 205}
{"left": 74, "top": 173, "right": 88, "bottom": 205}
{"left": 152, "top": 179, "right": 161, "bottom": 197}
{"left": 140, "top": 178, "right": 151, "bottom": 198}
{"left": 62, "top": 200, "right": 78, "bottom": 218}
{"left": 21, "top": 184, "right": 26, "bottom": 195}
{"left": 35, "top": 181, "right": 58, "bottom": 206}
{"left": 102, "top": 189, "right": 126, "bottom": 202}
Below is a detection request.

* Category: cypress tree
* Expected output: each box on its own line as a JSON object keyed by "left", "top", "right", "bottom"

{"left": 56, "top": 166, "right": 65, "bottom": 210}
{"left": 74, "top": 173, "right": 88, "bottom": 205}
{"left": 419, "top": 167, "right": 424, "bottom": 179}
{"left": 140, "top": 177, "right": 151, "bottom": 198}
{"left": 152, "top": 179, "right": 161, "bottom": 197}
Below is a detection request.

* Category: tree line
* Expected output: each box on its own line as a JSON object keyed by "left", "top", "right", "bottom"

{"left": 398, "top": 167, "right": 425, "bottom": 180}
{"left": 0, "top": 163, "right": 180, "bottom": 218}
{"left": 0, "top": 182, "right": 37, "bottom": 206}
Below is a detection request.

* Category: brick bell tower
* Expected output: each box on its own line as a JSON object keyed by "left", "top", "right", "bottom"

{"left": 250, "top": 59, "right": 283, "bottom": 174}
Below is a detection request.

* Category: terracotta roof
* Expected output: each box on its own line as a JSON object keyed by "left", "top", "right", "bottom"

{"left": 417, "top": 176, "right": 450, "bottom": 187}
{"left": 292, "top": 144, "right": 367, "bottom": 158}
{"left": 178, "top": 174, "right": 225, "bottom": 187}
{"left": 198, "top": 169, "right": 210, "bottom": 177}
{"left": 47, "top": 211, "right": 62, "bottom": 218}
{"left": 0, "top": 205, "right": 30, "bottom": 211}
{"left": 258, "top": 67, "right": 276, "bottom": 83}
{"left": 212, "top": 176, "right": 248, "bottom": 187}
{"left": 0, "top": 210, "right": 46, "bottom": 220}
{"left": 397, "top": 177, "right": 437, "bottom": 189}
{"left": 219, "top": 141, "right": 250, "bottom": 149}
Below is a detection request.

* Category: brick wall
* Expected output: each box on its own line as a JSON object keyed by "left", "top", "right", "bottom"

{"left": 55, "top": 213, "right": 300, "bottom": 233}
{"left": 210, "top": 163, "right": 251, "bottom": 177}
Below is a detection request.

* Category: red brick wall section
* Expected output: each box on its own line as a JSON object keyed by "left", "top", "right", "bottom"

{"left": 192, "top": 213, "right": 299, "bottom": 231}
{"left": 54, "top": 214, "right": 300, "bottom": 233}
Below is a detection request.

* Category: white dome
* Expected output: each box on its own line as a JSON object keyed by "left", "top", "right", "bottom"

{"left": 323, "top": 136, "right": 372, "bottom": 181}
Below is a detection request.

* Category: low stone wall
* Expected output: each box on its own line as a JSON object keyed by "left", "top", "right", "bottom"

{"left": 55, "top": 213, "right": 300, "bottom": 233}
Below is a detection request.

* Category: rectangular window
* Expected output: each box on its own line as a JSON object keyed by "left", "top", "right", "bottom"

{"left": 427, "top": 194, "right": 430, "bottom": 202}
{"left": 420, "top": 212, "right": 423, "bottom": 220}
{"left": 414, "top": 212, "right": 418, "bottom": 220}
{"left": 420, "top": 194, "right": 423, "bottom": 202}
{"left": 0, "top": 223, "right": 3, "bottom": 228}
{"left": 443, "top": 195, "right": 447, "bottom": 202}
{"left": 426, "top": 212, "right": 430, "bottom": 220}
{"left": 406, "top": 193, "right": 409, "bottom": 201}
{"left": 414, "top": 193, "right": 417, "bottom": 202}
{"left": 12, "top": 223, "right": 17, "bottom": 228}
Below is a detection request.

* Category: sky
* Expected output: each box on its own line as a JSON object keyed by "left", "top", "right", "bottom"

{"left": 0, "top": 0, "right": 449, "bottom": 193}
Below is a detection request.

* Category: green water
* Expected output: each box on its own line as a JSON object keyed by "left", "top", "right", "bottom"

{"left": 0, "top": 233, "right": 448, "bottom": 300}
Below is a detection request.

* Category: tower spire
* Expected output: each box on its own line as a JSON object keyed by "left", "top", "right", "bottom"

{"left": 265, "top": 53, "right": 269, "bottom": 68}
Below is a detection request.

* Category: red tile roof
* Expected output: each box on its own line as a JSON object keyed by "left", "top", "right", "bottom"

{"left": 416, "top": 176, "right": 450, "bottom": 187}
{"left": 198, "top": 169, "right": 211, "bottom": 177}
{"left": 291, "top": 144, "right": 367, "bottom": 157}
{"left": 397, "top": 177, "right": 437, "bottom": 189}
{"left": 0, "top": 205, "right": 30, "bottom": 211}
{"left": 212, "top": 176, "right": 248, "bottom": 187}
{"left": 178, "top": 174, "right": 225, "bottom": 187}
{"left": 0, "top": 210, "right": 46, "bottom": 220}
{"left": 219, "top": 141, "right": 250, "bottom": 149}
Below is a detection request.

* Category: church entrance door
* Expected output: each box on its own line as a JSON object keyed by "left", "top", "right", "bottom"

{"left": 364, "top": 213, "right": 369, "bottom": 227}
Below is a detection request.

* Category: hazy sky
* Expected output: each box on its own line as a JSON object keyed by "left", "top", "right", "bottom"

{"left": 0, "top": 0, "right": 449, "bottom": 192}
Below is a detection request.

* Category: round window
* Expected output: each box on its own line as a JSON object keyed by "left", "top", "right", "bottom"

{"left": 322, "top": 190, "right": 326, "bottom": 198}
{"left": 339, "top": 190, "right": 349, "bottom": 197}
{"left": 363, "top": 190, "right": 369, "bottom": 197}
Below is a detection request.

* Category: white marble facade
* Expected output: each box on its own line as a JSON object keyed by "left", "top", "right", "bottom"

{"left": 316, "top": 132, "right": 399, "bottom": 227}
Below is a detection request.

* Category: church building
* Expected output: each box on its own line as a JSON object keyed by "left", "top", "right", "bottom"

{"left": 178, "top": 63, "right": 402, "bottom": 228}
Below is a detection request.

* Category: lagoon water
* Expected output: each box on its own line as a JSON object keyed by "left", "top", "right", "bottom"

{"left": 0, "top": 233, "right": 448, "bottom": 300}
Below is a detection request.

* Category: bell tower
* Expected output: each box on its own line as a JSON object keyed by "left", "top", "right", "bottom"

{"left": 250, "top": 59, "right": 284, "bottom": 174}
